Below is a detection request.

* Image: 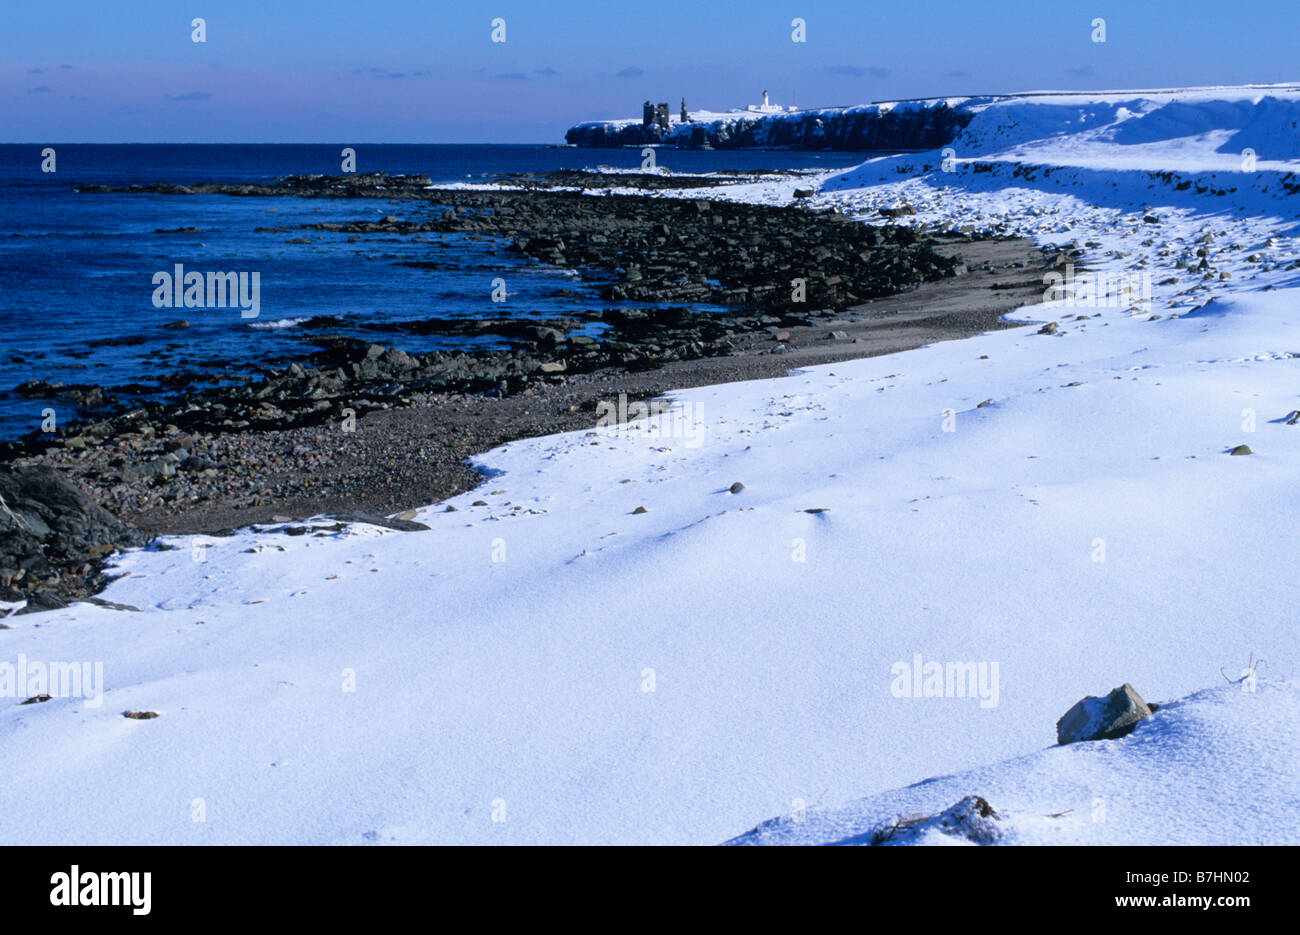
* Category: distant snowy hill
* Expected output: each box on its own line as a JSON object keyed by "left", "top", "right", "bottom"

{"left": 566, "top": 84, "right": 1300, "bottom": 157}
{"left": 3, "top": 85, "right": 1299, "bottom": 845}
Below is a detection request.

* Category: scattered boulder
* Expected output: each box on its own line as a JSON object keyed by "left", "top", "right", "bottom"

{"left": 728, "top": 481, "right": 745, "bottom": 494}
{"left": 1038, "top": 322, "right": 1059, "bottom": 335}
{"left": 0, "top": 465, "right": 146, "bottom": 606}
{"left": 179, "top": 455, "right": 220, "bottom": 473}
{"left": 14, "top": 590, "right": 68, "bottom": 615}
{"left": 870, "top": 795, "right": 1002, "bottom": 845}
{"left": 1056, "top": 683, "right": 1153, "bottom": 745}
{"left": 325, "top": 510, "right": 429, "bottom": 532}
{"left": 1228, "top": 444, "right": 1253, "bottom": 456}
{"left": 83, "top": 597, "right": 142, "bottom": 612}
{"left": 379, "top": 347, "right": 417, "bottom": 370}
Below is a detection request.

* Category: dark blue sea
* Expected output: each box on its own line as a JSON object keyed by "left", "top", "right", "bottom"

{"left": 0, "top": 144, "right": 870, "bottom": 440}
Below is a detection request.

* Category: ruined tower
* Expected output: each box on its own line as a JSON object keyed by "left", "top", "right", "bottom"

{"left": 642, "top": 100, "right": 670, "bottom": 133}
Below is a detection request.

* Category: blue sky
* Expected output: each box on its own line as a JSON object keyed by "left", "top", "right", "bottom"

{"left": 3, "top": 0, "right": 1297, "bottom": 142}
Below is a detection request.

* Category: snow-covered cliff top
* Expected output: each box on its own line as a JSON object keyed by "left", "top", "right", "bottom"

{"left": 568, "top": 84, "right": 1300, "bottom": 157}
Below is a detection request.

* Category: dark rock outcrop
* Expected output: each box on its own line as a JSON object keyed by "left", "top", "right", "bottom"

{"left": 77, "top": 171, "right": 434, "bottom": 199}
{"left": 325, "top": 510, "right": 430, "bottom": 532}
{"left": 0, "top": 465, "right": 147, "bottom": 606}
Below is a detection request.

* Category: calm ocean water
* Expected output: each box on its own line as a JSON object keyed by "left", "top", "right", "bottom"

{"left": 0, "top": 144, "right": 870, "bottom": 441}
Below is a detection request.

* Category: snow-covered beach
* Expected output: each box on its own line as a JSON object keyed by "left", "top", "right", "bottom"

{"left": 3, "top": 86, "right": 1298, "bottom": 845}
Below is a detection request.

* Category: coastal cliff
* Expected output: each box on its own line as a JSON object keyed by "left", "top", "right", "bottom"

{"left": 564, "top": 99, "right": 976, "bottom": 150}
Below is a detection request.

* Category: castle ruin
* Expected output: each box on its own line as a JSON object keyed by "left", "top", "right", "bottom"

{"left": 642, "top": 100, "right": 670, "bottom": 133}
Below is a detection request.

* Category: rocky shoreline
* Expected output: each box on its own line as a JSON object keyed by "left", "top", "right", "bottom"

{"left": 3, "top": 170, "right": 1059, "bottom": 610}
{"left": 13, "top": 172, "right": 984, "bottom": 443}
{"left": 80, "top": 170, "right": 972, "bottom": 308}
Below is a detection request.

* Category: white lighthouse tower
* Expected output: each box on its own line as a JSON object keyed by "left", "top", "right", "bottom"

{"left": 748, "top": 89, "right": 789, "bottom": 114}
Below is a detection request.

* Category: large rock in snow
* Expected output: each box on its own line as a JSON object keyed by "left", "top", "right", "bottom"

{"left": 1056, "top": 683, "right": 1153, "bottom": 745}
{"left": 0, "top": 464, "right": 146, "bottom": 598}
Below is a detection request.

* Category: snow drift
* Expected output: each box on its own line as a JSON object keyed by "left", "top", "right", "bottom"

{"left": 729, "top": 681, "right": 1298, "bottom": 846}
